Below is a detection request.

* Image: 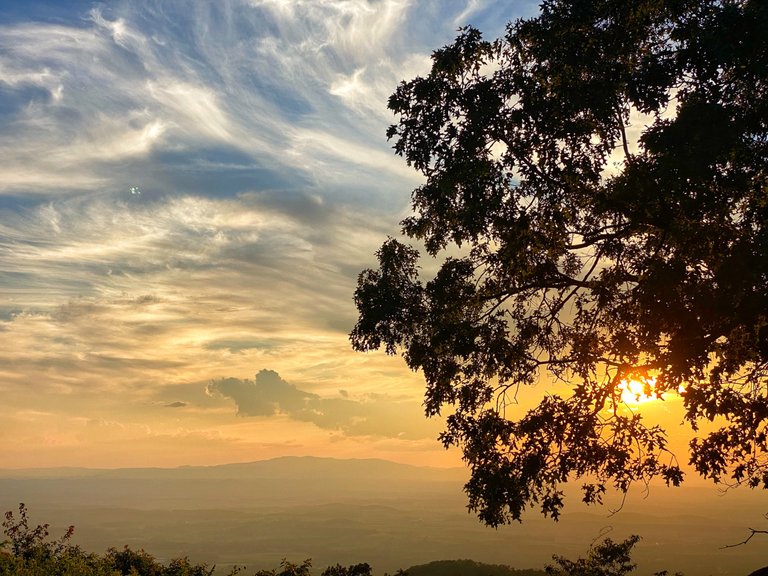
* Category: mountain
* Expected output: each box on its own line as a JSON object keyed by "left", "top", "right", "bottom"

{"left": 0, "top": 456, "right": 468, "bottom": 481}
{"left": 0, "top": 456, "right": 468, "bottom": 509}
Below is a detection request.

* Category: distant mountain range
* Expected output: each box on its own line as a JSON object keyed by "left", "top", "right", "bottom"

{"left": 0, "top": 456, "right": 469, "bottom": 510}
{"left": 0, "top": 455, "right": 468, "bottom": 481}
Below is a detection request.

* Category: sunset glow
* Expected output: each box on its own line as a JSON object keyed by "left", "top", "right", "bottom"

{"left": 616, "top": 376, "right": 687, "bottom": 406}
{"left": 617, "top": 377, "right": 660, "bottom": 405}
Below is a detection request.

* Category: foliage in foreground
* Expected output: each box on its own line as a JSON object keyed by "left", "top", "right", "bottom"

{"left": 2, "top": 504, "right": 695, "bottom": 576}
{"left": 0, "top": 503, "right": 215, "bottom": 576}
{"left": 351, "top": 0, "right": 768, "bottom": 524}
{"left": 545, "top": 535, "right": 682, "bottom": 576}
{"left": 0, "top": 505, "right": 411, "bottom": 576}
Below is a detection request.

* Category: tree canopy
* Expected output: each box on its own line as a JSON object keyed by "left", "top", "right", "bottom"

{"left": 545, "top": 535, "right": 640, "bottom": 576}
{"left": 351, "top": 0, "right": 768, "bottom": 525}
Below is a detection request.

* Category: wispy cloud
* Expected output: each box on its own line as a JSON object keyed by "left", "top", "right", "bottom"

{"left": 0, "top": 0, "right": 525, "bottom": 468}
{"left": 0, "top": 0, "right": 434, "bottom": 198}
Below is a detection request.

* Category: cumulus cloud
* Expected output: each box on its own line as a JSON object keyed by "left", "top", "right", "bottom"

{"left": 210, "top": 370, "right": 316, "bottom": 417}
{"left": 208, "top": 369, "right": 439, "bottom": 439}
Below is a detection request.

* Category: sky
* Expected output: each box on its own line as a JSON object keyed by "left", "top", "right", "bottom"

{"left": 0, "top": 0, "right": 555, "bottom": 469}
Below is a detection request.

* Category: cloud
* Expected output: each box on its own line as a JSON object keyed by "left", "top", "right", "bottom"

{"left": 164, "top": 401, "right": 187, "bottom": 408}
{"left": 210, "top": 370, "right": 317, "bottom": 417}
{"left": 208, "top": 369, "right": 439, "bottom": 439}
{"left": 0, "top": 0, "right": 440, "bottom": 199}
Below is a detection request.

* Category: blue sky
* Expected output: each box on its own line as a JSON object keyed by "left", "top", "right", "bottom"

{"left": 0, "top": 0, "right": 542, "bottom": 468}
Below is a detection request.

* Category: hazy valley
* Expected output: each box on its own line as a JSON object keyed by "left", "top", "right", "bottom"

{"left": 2, "top": 457, "right": 767, "bottom": 575}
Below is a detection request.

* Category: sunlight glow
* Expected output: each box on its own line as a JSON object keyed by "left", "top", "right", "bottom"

{"left": 616, "top": 376, "right": 686, "bottom": 406}
{"left": 618, "top": 377, "right": 659, "bottom": 404}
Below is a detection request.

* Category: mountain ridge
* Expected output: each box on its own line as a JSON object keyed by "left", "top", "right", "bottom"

{"left": 0, "top": 455, "right": 467, "bottom": 480}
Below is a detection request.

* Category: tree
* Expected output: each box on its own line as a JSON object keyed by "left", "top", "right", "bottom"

{"left": 1, "top": 504, "right": 221, "bottom": 576}
{"left": 2, "top": 503, "right": 74, "bottom": 562}
{"left": 321, "top": 563, "right": 373, "bottom": 576}
{"left": 544, "top": 535, "right": 682, "bottom": 576}
{"left": 545, "top": 535, "right": 639, "bottom": 576}
{"left": 105, "top": 546, "right": 216, "bottom": 576}
{"left": 255, "top": 559, "right": 313, "bottom": 576}
{"left": 351, "top": 0, "right": 768, "bottom": 525}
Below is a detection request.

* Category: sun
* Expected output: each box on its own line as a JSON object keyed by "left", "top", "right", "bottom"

{"left": 615, "top": 376, "right": 688, "bottom": 407}
{"left": 617, "top": 376, "right": 659, "bottom": 405}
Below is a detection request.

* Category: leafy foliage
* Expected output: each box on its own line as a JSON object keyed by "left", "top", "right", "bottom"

{"left": 545, "top": 535, "right": 685, "bottom": 576}
{"left": 0, "top": 504, "right": 217, "bottom": 576}
{"left": 105, "top": 546, "right": 215, "bottom": 576}
{"left": 256, "top": 559, "right": 313, "bottom": 576}
{"left": 352, "top": 0, "right": 768, "bottom": 523}
{"left": 545, "top": 536, "right": 682, "bottom": 576}
{"left": 2, "top": 503, "right": 74, "bottom": 562}
{"left": 321, "top": 562, "right": 374, "bottom": 576}
{"left": 545, "top": 536, "right": 640, "bottom": 576}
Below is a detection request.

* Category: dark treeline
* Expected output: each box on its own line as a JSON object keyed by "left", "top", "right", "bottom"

{"left": 406, "top": 559, "right": 544, "bottom": 576}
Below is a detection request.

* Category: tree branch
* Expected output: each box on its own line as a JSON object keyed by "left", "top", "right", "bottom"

{"left": 721, "top": 528, "right": 768, "bottom": 549}
{"left": 616, "top": 105, "right": 632, "bottom": 163}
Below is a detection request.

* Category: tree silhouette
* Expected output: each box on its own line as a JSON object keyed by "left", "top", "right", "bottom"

{"left": 1, "top": 504, "right": 218, "bottom": 576}
{"left": 352, "top": 0, "right": 768, "bottom": 524}
{"left": 2, "top": 503, "right": 74, "bottom": 562}
{"left": 545, "top": 535, "right": 639, "bottom": 576}
{"left": 322, "top": 563, "right": 374, "bottom": 576}
{"left": 256, "top": 559, "right": 313, "bottom": 576}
